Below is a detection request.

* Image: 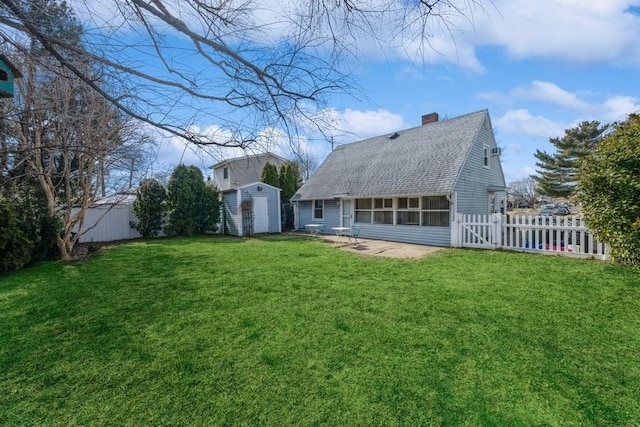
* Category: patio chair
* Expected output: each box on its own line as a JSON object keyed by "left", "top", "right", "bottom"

{"left": 346, "top": 224, "right": 360, "bottom": 245}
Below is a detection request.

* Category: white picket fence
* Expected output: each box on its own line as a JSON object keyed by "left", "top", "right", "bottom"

{"left": 452, "top": 213, "right": 610, "bottom": 260}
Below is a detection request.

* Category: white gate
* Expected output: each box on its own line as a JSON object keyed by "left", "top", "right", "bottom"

{"left": 453, "top": 213, "right": 609, "bottom": 260}
{"left": 453, "top": 214, "right": 501, "bottom": 249}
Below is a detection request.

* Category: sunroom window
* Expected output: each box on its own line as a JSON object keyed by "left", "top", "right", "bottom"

{"left": 397, "top": 197, "right": 420, "bottom": 225}
{"left": 355, "top": 198, "right": 372, "bottom": 223}
{"left": 421, "top": 196, "right": 450, "bottom": 227}
{"left": 373, "top": 198, "right": 393, "bottom": 224}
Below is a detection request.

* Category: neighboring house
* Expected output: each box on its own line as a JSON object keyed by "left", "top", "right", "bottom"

{"left": 210, "top": 152, "right": 287, "bottom": 191}
{"left": 291, "top": 109, "right": 507, "bottom": 247}
{"left": 221, "top": 182, "right": 282, "bottom": 236}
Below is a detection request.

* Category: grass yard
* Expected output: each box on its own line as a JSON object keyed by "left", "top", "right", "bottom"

{"left": 1, "top": 235, "right": 639, "bottom": 426}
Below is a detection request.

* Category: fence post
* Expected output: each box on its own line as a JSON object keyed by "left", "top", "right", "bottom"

{"left": 492, "top": 213, "right": 503, "bottom": 249}
{"left": 451, "top": 213, "right": 460, "bottom": 247}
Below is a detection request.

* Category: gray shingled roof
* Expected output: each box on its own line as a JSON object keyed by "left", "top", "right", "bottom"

{"left": 293, "top": 109, "right": 488, "bottom": 200}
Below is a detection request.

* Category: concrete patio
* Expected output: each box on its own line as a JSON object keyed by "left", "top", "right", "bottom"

{"left": 320, "top": 234, "right": 445, "bottom": 259}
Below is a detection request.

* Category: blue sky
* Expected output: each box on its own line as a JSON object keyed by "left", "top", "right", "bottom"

{"left": 92, "top": 0, "right": 640, "bottom": 185}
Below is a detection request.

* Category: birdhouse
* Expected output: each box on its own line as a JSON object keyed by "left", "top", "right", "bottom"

{"left": 0, "top": 55, "right": 21, "bottom": 98}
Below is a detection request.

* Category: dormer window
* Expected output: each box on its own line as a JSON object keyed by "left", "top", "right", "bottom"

{"left": 223, "top": 166, "right": 229, "bottom": 179}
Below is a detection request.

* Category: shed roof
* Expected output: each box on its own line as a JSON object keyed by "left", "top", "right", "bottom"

{"left": 293, "top": 109, "right": 489, "bottom": 200}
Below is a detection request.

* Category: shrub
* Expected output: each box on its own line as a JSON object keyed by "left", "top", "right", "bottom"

{"left": 578, "top": 113, "right": 640, "bottom": 267}
{"left": 166, "top": 165, "right": 220, "bottom": 236}
{"left": 133, "top": 179, "right": 168, "bottom": 238}
{"left": 0, "top": 197, "right": 33, "bottom": 273}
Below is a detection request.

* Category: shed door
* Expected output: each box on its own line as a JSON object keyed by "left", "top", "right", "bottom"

{"left": 253, "top": 196, "right": 269, "bottom": 233}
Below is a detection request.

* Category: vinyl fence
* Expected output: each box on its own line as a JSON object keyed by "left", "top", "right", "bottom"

{"left": 452, "top": 213, "right": 610, "bottom": 260}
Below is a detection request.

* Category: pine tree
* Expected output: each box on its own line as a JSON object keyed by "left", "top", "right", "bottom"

{"left": 165, "top": 165, "right": 220, "bottom": 236}
{"left": 533, "top": 121, "right": 609, "bottom": 198}
{"left": 260, "top": 162, "right": 280, "bottom": 188}
{"left": 133, "top": 179, "right": 168, "bottom": 238}
{"left": 279, "top": 161, "right": 300, "bottom": 202}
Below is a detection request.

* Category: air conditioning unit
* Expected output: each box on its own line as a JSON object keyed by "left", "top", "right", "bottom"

{"left": 491, "top": 147, "right": 502, "bottom": 156}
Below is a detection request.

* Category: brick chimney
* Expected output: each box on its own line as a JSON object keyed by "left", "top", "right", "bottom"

{"left": 421, "top": 112, "right": 439, "bottom": 125}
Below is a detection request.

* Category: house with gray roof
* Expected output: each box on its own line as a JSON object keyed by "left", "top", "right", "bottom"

{"left": 291, "top": 109, "right": 506, "bottom": 246}
{"left": 210, "top": 152, "right": 287, "bottom": 191}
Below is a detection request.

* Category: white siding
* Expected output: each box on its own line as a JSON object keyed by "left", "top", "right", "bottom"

{"left": 73, "top": 205, "right": 142, "bottom": 243}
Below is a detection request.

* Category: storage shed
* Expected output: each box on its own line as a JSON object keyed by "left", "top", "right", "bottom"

{"left": 72, "top": 191, "right": 143, "bottom": 243}
{"left": 221, "top": 182, "right": 282, "bottom": 236}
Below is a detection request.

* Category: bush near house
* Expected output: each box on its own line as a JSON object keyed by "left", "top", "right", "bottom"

{"left": 579, "top": 113, "right": 640, "bottom": 267}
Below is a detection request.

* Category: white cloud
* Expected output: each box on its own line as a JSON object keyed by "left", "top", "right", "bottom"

{"left": 471, "top": 0, "right": 640, "bottom": 65}
{"left": 511, "top": 81, "right": 593, "bottom": 112}
{"left": 337, "top": 109, "right": 405, "bottom": 139}
{"left": 601, "top": 95, "right": 640, "bottom": 121}
{"left": 495, "top": 109, "right": 565, "bottom": 138}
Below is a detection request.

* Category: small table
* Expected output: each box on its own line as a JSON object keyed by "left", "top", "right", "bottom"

{"left": 305, "top": 224, "right": 322, "bottom": 238}
{"left": 332, "top": 227, "right": 350, "bottom": 244}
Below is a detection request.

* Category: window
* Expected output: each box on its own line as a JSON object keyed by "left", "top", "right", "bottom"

{"left": 373, "top": 198, "right": 393, "bottom": 224}
{"left": 421, "top": 196, "right": 450, "bottom": 227}
{"left": 355, "top": 198, "right": 372, "bottom": 223}
{"left": 313, "top": 200, "right": 324, "bottom": 220}
{"left": 483, "top": 145, "right": 490, "bottom": 168}
{"left": 354, "top": 196, "right": 450, "bottom": 226}
{"left": 0, "top": 70, "right": 7, "bottom": 81}
{"left": 397, "top": 197, "right": 420, "bottom": 225}
{"left": 223, "top": 166, "right": 229, "bottom": 179}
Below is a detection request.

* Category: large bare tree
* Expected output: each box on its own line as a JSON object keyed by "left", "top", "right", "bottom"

{"left": 4, "top": 54, "right": 152, "bottom": 260}
{"left": 508, "top": 176, "right": 538, "bottom": 209}
{"left": 0, "top": 0, "right": 487, "bottom": 151}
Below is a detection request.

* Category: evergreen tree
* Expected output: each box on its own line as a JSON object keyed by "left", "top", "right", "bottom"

{"left": 260, "top": 162, "right": 280, "bottom": 188}
{"left": 279, "top": 161, "right": 300, "bottom": 202}
{"left": 533, "top": 121, "right": 609, "bottom": 198}
{"left": 578, "top": 114, "right": 640, "bottom": 267}
{"left": 166, "top": 165, "right": 220, "bottom": 236}
{"left": 0, "top": 196, "right": 33, "bottom": 273}
{"left": 196, "top": 185, "right": 220, "bottom": 234}
{"left": 133, "top": 179, "right": 168, "bottom": 238}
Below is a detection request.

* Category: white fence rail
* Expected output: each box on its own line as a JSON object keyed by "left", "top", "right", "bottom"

{"left": 452, "top": 213, "right": 610, "bottom": 260}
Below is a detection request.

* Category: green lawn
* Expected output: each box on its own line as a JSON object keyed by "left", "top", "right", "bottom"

{"left": 1, "top": 235, "right": 639, "bottom": 426}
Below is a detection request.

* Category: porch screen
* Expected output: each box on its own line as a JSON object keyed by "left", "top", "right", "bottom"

{"left": 421, "top": 196, "right": 450, "bottom": 227}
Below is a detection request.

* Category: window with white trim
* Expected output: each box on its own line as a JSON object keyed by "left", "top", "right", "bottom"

{"left": 483, "top": 145, "right": 490, "bottom": 169}
{"left": 354, "top": 198, "right": 372, "bottom": 223}
{"left": 313, "top": 200, "right": 324, "bottom": 220}
{"left": 223, "top": 167, "right": 229, "bottom": 179}
{"left": 421, "top": 196, "right": 450, "bottom": 227}
{"left": 397, "top": 197, "right": 420, "bottom": 225}
{"left": 373, "top": 198, "right": 393, "bottom": 224}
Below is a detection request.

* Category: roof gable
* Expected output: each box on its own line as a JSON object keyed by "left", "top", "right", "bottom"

{"left": 293, "top": 110, "right": 490, "bottom": 200}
